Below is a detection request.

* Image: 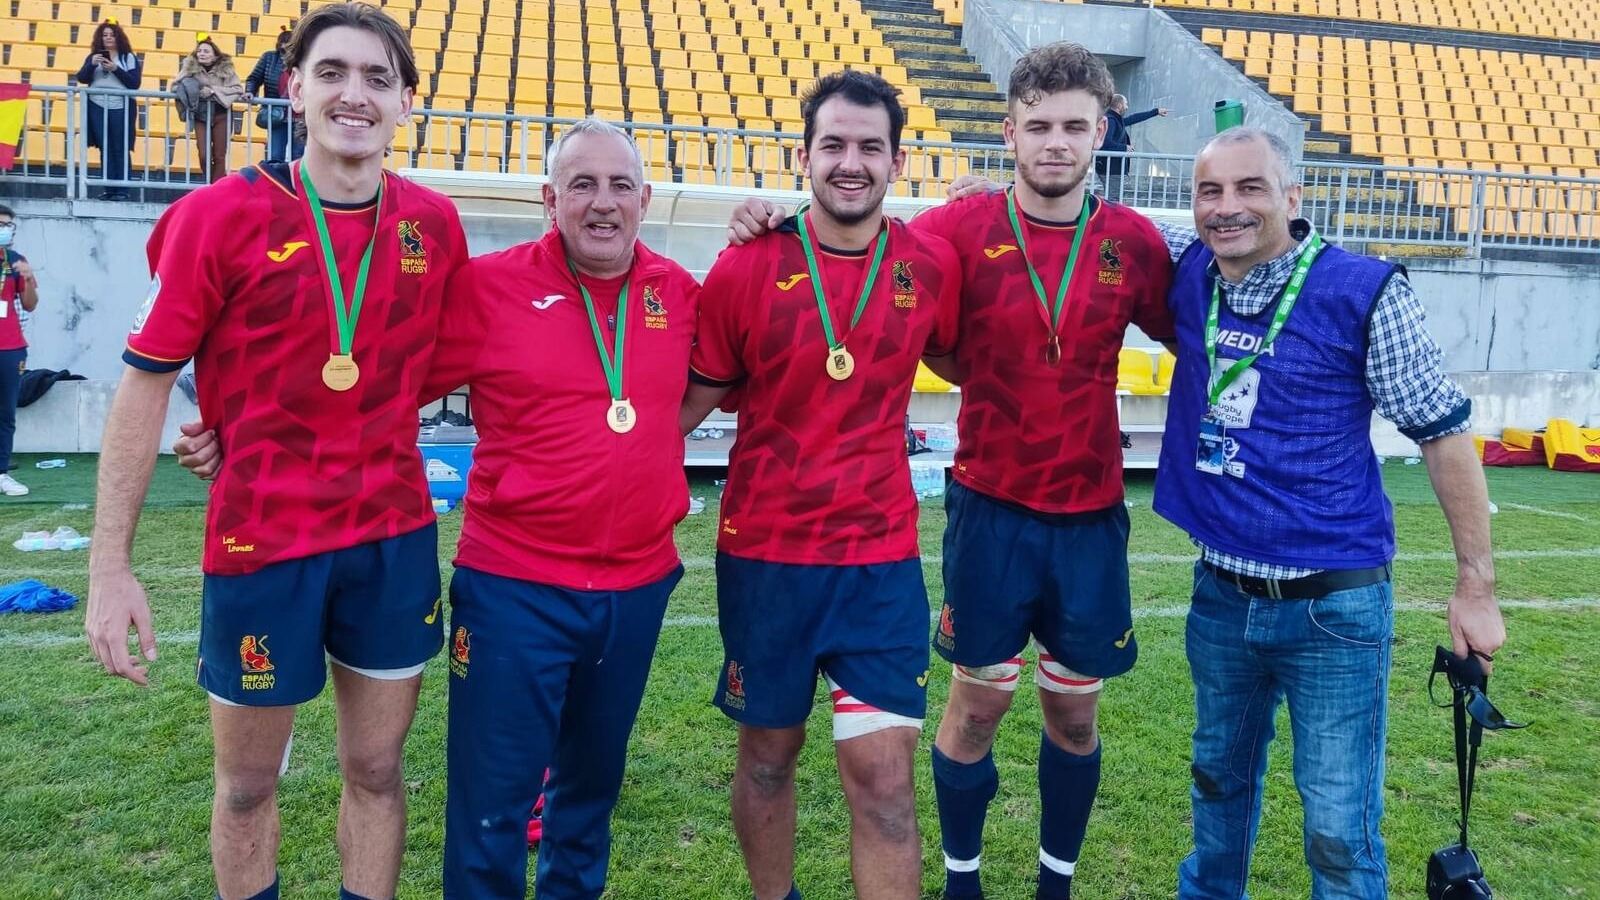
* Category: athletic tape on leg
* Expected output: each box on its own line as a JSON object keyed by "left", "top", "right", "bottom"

{"left": 826, "top": 674, "right": 922, "bottom": 740}
{"left": 951, "top": 656, "right": 1025, "bottom": 693}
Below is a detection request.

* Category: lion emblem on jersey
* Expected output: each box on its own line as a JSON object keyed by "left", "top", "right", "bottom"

{"left": 398, "top": 220, "right": 428, "bottom": 274}
{"left": 892, "top": 260, "right": 917, "bottom": 308}
{"left": 724, "top": 661, "right": 747, "bottom": 709}
{"left": 449, "top": 626, "right": 471, "bottom": 678}
{"left": 1097, "top": 239, "right": 1125, "bottom": 285}
{"left": 936, "top": 604, "right": 955, "bottom": 650}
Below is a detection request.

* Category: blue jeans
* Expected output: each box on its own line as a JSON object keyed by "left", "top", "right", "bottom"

{"left": 0, "top": 348, "right": 23, "bottom": 473}
{"left": 1179, "top": 563, "right": 1393, "bottom": 900}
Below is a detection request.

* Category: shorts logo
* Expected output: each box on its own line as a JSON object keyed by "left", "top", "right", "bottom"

{"left": 449, "top": 626, "right": 471, "bottom": 678}
{"left": 399, "top": 221, "right": 428, "bottom": 274}
{"left": 130, "top": 275, "right": 161, "bottom": 335}
{"left": 1097, "top": 239, "right": 1125, "bottom": 286}
{"left": 775, "top": 272, "right": 809, "bottom": 291}
{"left": 935, "top": 604, "right": 955, "bottom": 651}
{"left": 724, "top": 661, "right": 746, "bottom": 710}
{"left": 892, "top": 260, "right": 917, "bottom": 308}
{"left": 266, "top": 241, "right": 310, "bottom": 263}
{"left": 424, "top": 597, "right": 441, "bottom": 625}
{"left": 1113, "top": 628, "right": 1134, "bottom": 650}
{"left": 643, "top": 285, "right": 669, "bottom": 330}
{"left": 916, "top": 669, "right": 929, "bottom": 688}
{"left": 983, "top": 244, "right": 1018, "bottom": 259}
{"left": 240, "top": 635, "right": 275, "bottom": 691}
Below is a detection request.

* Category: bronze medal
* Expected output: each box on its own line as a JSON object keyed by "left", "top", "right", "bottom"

{"left": 322, "top": 353, "right": 360, "bottom": 391}
{"left": 1046, "top": 335, "right": 1062, "bottom": 367}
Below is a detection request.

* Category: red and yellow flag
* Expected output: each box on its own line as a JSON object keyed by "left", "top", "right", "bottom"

{"left": 0, "top": 83, "right": 29, "bottom": 171}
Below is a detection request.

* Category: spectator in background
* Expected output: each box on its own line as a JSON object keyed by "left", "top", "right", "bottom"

{"left": 246, "top": 26, "right": 299, "bottom": 162}
{"left": 1096, "top": 93, "right": 1168, "bottom": 201}
{"left": 75, "top": 20, "right": 141, "bottom": 201}
{"left": 0, "top": 204, "right": 40, "bottom": 497}
{"left": 174, "top": 35, "right": 245, "bottom": 183}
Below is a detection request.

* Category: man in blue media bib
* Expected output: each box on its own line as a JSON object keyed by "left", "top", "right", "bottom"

{"left": 1152, "top": 127, "right": 1507, "bottom": 899}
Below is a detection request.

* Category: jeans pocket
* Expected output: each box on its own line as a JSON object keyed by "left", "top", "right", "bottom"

{"left": 1307, "top": 583, "right": 1393, "bottom": 647}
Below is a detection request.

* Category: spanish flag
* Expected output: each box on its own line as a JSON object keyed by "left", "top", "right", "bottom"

{"left": 0, "top": 83, "right": 28, "bottom": 171}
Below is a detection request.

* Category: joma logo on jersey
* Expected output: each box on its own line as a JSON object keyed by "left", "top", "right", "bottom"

{"left": 775, "top": 273, "right": 810, "bottom": 291}
{"left": 1214, "top": 329, "right": 1276, "bottom": 356}
{"left": 1097, "top": 239, "right": 1125, "bottom": 285}
{"left": 266, "top": 241, "right": 309, "bottom": 263}
{"left": 222, "top": 535, "right": 256, "bottom": 554}
{"left": 398, "top": 221, "right": 428, "bottom": 274}
{"left": 643, "top": 285, "right": 668, "bottom": 329}
{"left": 892, "top": 260, "right": 917, "bottom": 308}
{"left": 983, "top": 244, "right": 1018, "bottom": 259}
{"left": 240, "top": 635, "right": 276, "bottom": 691}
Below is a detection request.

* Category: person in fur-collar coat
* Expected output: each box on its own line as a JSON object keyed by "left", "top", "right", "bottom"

{"left": 173, "top": 36, "right": 245, "bottom": 182}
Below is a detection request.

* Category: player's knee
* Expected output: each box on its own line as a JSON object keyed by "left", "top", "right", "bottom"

{"left": 742, "top": 757, "right": 796, "bottom": 799}
{"left": 218, "top": 771, "right": 278, "bottom": 817}
{"left": 843, "top": 763, "right": 917, "bottom": 844}
{"left": 341, "top": 746, "right": 405, "bottom": 798}
{"left": 954, "top": 707, "right": 1003, "bottom": 754}
{"left": 1052, "top": 720, "right": 1099, "bottom": 755}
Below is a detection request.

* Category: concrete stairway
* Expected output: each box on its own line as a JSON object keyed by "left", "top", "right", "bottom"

{"left": 857, "top": 0, "right": 1009, "bottom": 143}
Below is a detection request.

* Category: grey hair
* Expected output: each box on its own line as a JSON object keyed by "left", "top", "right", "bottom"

{"left": 546, "top": 117, "right": 644, "bottom": 186}
{"left": 1200, "top": 126, "right": 1300, "bottom": 189}
{"left": 1111, "top": 93, "right": 1127, "bottom": 109}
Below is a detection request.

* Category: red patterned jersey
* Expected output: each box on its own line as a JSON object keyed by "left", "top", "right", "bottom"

{"left": 0, "top": 249, "right": 27, "bottom": 350}
{"left": 692, "top": 215, "right": 961, "bottom": 565}
{"left": 125, "top": 161, "right": 467, "bottom": 575}
{"left": 912, "top": 192, "right": 1175, "bottom": 513}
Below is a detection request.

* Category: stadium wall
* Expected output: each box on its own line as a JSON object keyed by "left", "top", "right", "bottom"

{"left": 7, "top": 196, "right": 1597, "bottom": 456}
{"left": 960, "top": 0, "right": 1306, "bottom": 161}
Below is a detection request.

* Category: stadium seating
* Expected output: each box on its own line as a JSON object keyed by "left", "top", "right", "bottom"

{"left": 1161, "top": 0, "right": 1600, "bottom": 44}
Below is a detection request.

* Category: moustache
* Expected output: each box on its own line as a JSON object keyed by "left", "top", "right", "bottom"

{"left": 1205, "top": 215, "right": 1260, "bottom": 229}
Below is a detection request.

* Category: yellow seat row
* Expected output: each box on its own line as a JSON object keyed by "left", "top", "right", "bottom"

{"left": 1168, "top": 0, "right": 1600, "bottom": 43}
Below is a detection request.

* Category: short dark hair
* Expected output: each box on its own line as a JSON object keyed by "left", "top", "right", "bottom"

{"left": 1007, "top": 42, "right": 1114, "bottom": 114}
{"left": 801, "top": 70, "right": 907, "bottom": 154}
{"left": 284, "top": 2, "right": 418, "bottom": 92}
{"left": 89, "top": 20, "right": 134, "bottom": 56}
{"left": 0, "top": 204, "right": 14, "bottom": 219}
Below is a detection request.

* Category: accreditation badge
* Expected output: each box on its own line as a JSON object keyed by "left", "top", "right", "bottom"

{"left": 1196, "top": 413, "right": 1227, "bottom": 475}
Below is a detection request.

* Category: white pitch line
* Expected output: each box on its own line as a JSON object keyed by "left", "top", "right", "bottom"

{"left": 1499, "top": 502, "right": 1594, "bottom": 523}
{"left": 5, "top": 598, "right": 1597, "bottom": 651}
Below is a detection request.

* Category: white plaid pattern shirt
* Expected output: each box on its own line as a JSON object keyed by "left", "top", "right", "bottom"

{"left": 1159, "top": 219, "right": 1471, "bottom": 580}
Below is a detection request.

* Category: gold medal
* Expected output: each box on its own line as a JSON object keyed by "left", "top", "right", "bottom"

{"left": 322, "top": 353, "right": 360, "bottom": 391}
{"left": 826, "top": 345, "right": 855, "bottom": 381}
{"left": 1046, "top": 335, "right": 1062, "bottom": 367}
{"left": 607, "top": 398, "right": 637, "bottom": 433}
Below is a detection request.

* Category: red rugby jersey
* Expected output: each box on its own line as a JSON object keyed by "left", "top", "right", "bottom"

{"left": 692, "top": 215, "right": 961, "bottom": 565}
{"left": 424, "top": 229, "right": 700, "bottom": 591}
{"left": 912, "top": 192, "right": 1174, "bottom": 513}
{"left": 0, "top": 250, "right": 27, "bottom": 351}
{"left": 126, "top": 162, "right": 468, "bottom": 575}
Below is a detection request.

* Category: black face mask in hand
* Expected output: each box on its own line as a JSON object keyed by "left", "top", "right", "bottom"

{"left": 1426, "top": 647, "right": 1527, "bottom": 900}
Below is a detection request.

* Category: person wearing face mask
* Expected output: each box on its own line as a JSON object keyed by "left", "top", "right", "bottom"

{"left": 0, "top": 205, "right": 39, "bottom": 497}
{"left": 75, "top": 20, "right": 142, "bottom": 201}
{"left": 681, "top": 70, "right": 963, "bottom": 900}
{"left": 247, "top": 26, "right": 300, "bottom": 163}
{"left": 174, "top": 35, "right": 246, "bottom": 182}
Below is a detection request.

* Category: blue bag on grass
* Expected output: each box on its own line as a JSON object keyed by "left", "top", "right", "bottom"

{"left": 0, "top": 579, "right": 79, "bottom": 613}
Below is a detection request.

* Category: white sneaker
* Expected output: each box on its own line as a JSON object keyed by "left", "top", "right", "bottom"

{"left": 0, "top": 473, "right": 28, "bottom": 496}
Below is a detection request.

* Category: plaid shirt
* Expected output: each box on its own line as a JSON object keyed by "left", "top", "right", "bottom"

{"left": 1160, "top": 219, "right": 1471, "bottom": 579}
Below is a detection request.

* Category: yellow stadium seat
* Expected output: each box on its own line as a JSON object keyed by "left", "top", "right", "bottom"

{"left": 1117, "top": 349, "right": 1164, "bottom": 395}
{"left": 1155, "top": 351, "right": 1176, "bottom": 390}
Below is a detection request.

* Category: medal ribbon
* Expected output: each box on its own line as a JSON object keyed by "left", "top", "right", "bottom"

{"left": 568, "top": 259, "right": 630, "bottom": 403}
{"left": 795, "top": 205, "right": 890, "bottom": 352}
{"left": 1004, "top": 186, "right": 1091, "bottom": 339}
{"left": 299, "top": 162, "right": 383, "bottom": 357}
{"left": 1205, "top": 232, "right": 1325, "bottom": 407}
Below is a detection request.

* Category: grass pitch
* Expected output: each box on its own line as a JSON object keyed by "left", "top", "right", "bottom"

{"left": 0, "top": 454, "right": 1597, "bottom": 898}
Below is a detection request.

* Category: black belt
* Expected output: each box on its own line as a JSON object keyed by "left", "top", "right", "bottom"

{"left": 1203, "top": 561, "right": 1392, "bottom": 600}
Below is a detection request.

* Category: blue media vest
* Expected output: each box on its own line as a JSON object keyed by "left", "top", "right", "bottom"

{"left": 1153, "top": 239, "right": 1401, "bottom": 571}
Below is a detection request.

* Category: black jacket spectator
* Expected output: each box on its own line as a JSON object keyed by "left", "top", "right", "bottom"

{"left": 1102, "top": 107, "right": 1161, "bottom": 154}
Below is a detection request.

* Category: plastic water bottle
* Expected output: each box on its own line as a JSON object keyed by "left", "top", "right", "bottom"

{"left": 910, "top": 463, "right": 945, "bottom": 500}
{"left": 35, "top": 458, "right": 67, "bottom": 469}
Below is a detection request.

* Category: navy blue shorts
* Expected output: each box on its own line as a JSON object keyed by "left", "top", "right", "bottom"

{"left": 712, "top": 553, "right": 930, "bottom": 729}
{"left": 936, "top": 482, "right": 1136, "bottom": 679}
{"left": 198, "top": 523, "right": 443, "bottom": 706}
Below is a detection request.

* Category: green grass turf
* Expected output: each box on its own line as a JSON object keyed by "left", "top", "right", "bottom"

{"left": 1, "top": 453, "right": 1598, "bottom": 898}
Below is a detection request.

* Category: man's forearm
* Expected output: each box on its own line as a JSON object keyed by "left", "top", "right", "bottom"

{"left": 680, "top": 381, "right": 731, "bottom": 435}
{"left": 20, "top": 282, "right": 38, "bottom": 312}
{"left": 1420, "top": 431, "right": 1494, "bottom": 588}
{"left": 90, "top": 368, "right": 181, "bottom": 572}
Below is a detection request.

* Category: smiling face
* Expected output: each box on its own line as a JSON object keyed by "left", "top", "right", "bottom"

{"left": 1192, "top": 134, "right": 1302, "bottom": 274}
{"left": 288, "top": 25, "right": 412, "bottom": 165}
{"left": 796, "top": 94, "right": 904, "bottom": 228}
{"left": 542, "top": 128, "right": 650, "bottom": 278}
{"left": 1005, "top": 89, "right": 1105, "bottom": 202}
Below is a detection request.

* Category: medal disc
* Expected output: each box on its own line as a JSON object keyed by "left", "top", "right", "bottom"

{"left": 607, "top": 398, "right": 637, "bottom": 434}
{"left": 322, "top": 353, "right": 360, "bottom": 391}
{"left": 1045, "top": 336, "right": 1062, "bottom": 367}
{"left": 826, "top": 346, "right": 855, "bottom": 381}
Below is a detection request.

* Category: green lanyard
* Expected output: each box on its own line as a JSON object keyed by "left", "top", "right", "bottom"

{"left": 568, "top": 258, "right": 630, "bottom": 403}
{"left": 1205, "top": 232, "right": 1324, "bottom": 407}
{"left": 1004, "top": 187, "right": 1091, "bottom": 358}
{"left": 795, "top": 205, "right": 889, "bottom": 352}
{"left": 300, "top": 163, "right": 382, "bottom": 360}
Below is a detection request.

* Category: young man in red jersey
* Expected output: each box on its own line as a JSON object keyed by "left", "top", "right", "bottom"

{"left": 85, "top": 6, "right": 467, "bottom": 899}
{"left": 681, "top": 71, "right": 962, "bottom": 900}
{"left": 422, "top": 118, "right": 701, "bottom": 900}
{"left": 728, "top": 43, "right": 1176, "bottom": 900}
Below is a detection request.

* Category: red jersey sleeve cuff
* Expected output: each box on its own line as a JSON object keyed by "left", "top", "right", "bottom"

{"left": 123, "top": 346, "right": 189, "bottom": 373}
{"left": 689, "top": 365, "right": 741, "bottom": 389}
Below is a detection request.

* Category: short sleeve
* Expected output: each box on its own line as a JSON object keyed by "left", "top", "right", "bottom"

{"left": 689, "top": 247, "right": 751, "bottom": 385}
{"left": 124, "top": 194, "right": 231, "bottom": 373}
{"left": 907, "top": 199, "right": 962, "bottom": 243}
{"left": 923, "top": 243, "right": 962, "bottom": 357}
{"left": 1130, "top": 229, "right": 1176, "bottom": 342}
{"left": 419, "top": 256, "right": 486, "bottom": 403}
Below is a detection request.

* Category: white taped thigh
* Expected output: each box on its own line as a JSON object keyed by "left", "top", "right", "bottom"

{"left": 826, "top": 675, "right": 923, "bottom": 741}
{"left": 1035, "top": 650, "right": 1103, "bottom": 695}
{"left": 951, "top": 655, "right": 1025, "bottom": 693}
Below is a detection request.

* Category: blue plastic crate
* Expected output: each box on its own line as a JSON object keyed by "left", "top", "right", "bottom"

{"left": 420, "top": 441, "right": 475, "bottom": 504}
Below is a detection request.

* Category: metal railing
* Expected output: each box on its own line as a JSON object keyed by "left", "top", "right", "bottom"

{"left": 5, "top": 84, "right": 1598, "bottom": 256}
